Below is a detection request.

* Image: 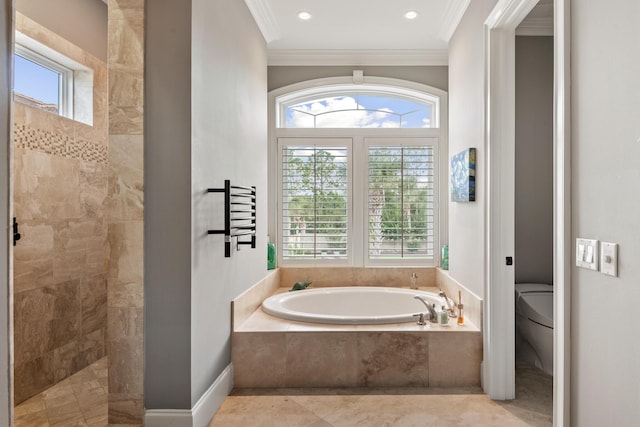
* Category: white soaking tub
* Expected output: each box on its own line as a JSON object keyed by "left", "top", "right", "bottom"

{"left": 261, "top": 287, "right": 445, "bottom": 325}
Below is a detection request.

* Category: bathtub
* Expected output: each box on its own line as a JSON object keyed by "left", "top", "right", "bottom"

{"left": 261, "top": 287, "right": 445, "bottom": 325}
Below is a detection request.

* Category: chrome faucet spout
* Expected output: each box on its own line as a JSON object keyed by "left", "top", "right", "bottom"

{"left": 414, "top": 296, "right": 438, "bottom": 323}
{"left": 438, "top": 290, "right": 458, "bottom": 318}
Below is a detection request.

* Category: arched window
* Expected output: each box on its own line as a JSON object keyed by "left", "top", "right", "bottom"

{"left": 276, "top": 83, "right": 440, "bottom": 129}
{"left": 269, "top": 77, "right": 446, "bottom": 267}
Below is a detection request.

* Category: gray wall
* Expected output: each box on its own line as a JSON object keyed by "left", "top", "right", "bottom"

{"left": 447, "top": 0, "right": 496, "bottom": 297}
{"left": 16, "top": 0, "right": 107, "bottom": 61}
{"left": 1, "top": 0, "right": 12, "bottom": 420}
{"left": 571, "top": 0, "right": 640, "bottom": 424}
{"left": 190, "top": 0, "right": 267, "bottom": 404}
{"left": 145, "top": 0, "right": 268, "bottom": 409}
{"left": 268, "top": 66, "right": 448, "bottom": 92}
{"left": 514, "top": 36, "right": 553, "bottom": 285}
{"left": 145, "top": 0, "right": 193, "bottom": 409}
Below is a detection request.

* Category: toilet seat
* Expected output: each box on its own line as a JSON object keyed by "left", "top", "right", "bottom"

{"left": 515, "top": 283, "right": 554, "bottom": 375}
{"left": 515, "top": 283, "right": 553, "bottom": 328}
{"left": 520, "top": 293, "right": 553, "bottom": 328}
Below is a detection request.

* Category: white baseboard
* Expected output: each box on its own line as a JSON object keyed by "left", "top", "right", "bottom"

{"left": 145, "top": 364, "right": 234, "bottom": 427}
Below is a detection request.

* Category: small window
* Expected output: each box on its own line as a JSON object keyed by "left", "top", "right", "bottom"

{"left": 14, "top": 45, "right": 73, "bottom": 118}
{"left": 14, "top": 31, "right": 94, "bottom": 125}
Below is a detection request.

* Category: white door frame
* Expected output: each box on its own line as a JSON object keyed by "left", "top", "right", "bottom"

{"left": 484, "top": 0, "right": 571, "bottom": 426}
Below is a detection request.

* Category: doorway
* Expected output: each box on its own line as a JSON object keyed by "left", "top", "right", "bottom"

{"left": 483, "top": 0, "right": 571, "bottom": 426}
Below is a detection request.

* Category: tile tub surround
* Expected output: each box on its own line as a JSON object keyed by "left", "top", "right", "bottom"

{"left": 232, "top": 286, "right": 482, "bottom": 389}
{"left": 232, "top": 269, "right": 281, "bottom": 330}
{"left": 233, "top": 267, "right": 482, "bottom": 331}
{"left": 435, "top": 268, "right": 483, "bottom": 329}
{"left": 13, "top": 14, "right": 108, "bottom": 404}
{"left": 279, "top": 267, "right": 436, "bottom": 289}
{"left": 232, "top": 267, "right": 442, "bottom": 332}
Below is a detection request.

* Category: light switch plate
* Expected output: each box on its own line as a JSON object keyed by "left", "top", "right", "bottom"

{"left": 576, "top": 238, "right": 599, "bottom": 270}
{"left": 600, "top": 242, "right": 618, "bottom": 277}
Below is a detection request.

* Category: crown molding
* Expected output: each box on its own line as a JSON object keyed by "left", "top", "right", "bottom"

{"left": 436, "top": 0, "right": 471, "bottom": 42}
{"left": 516, "top": 17, "right": 554, "bottom": 36}
{"left": 244, "top": 0, "right": 280, "bottom": 43}
{"left": 267, "top": 49, "right": 448, "bottom": 66}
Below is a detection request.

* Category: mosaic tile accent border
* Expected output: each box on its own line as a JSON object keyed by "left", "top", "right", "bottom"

{"left": 15, "top": 124, "right": 108, "bottom": 164}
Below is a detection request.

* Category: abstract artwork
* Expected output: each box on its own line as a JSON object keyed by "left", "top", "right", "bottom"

{"left": 451, "top": 148, "right": 476, "bottom": 202}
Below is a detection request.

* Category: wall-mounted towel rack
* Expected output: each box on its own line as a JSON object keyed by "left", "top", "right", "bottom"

{"left": 207, "top": 180, "right": 256, "bottom": 257}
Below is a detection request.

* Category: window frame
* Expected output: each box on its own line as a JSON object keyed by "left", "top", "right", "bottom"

{"left": 14, "top": 31, "right": 95, "bottom": 125}
{"left": 277, "top": 138, "right": 353, "bottom": 266}
{"left": 14, "top": 43, "right": 74, "bottom": 119}
{"left": 277, "top": 84, "right": 441, "bottom": 129}
{"left": 269, "top": 76, "right": 448, "bottom": 268}
{"left": 361, "top": 137, "right": 439, "bottom": 267}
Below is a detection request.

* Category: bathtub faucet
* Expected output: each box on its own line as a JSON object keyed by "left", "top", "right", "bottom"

{"left": 414, "top": 296, "right": 438, "bottom": 323}
{"left": 438, "top": 290, "right": 458, "bottom": 318}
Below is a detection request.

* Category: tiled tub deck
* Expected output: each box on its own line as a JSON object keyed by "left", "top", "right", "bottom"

{"left": 232, "top": 269, "right": 482, "bottom": 389}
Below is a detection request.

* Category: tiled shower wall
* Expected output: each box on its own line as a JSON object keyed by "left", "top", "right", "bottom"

{"left": 12, "top": 13, "right": 108, "bottom": 404}
{"left": 107, "top": 0, "right": 144, "bottom": 424}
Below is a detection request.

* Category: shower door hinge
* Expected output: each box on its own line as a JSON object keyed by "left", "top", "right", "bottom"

{"left": 12, "top": 217, "right": 21, "bottom": 246}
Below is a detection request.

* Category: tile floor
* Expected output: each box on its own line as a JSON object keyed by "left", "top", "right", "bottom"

{"left": 13, "top": 356, "right": 552, "bottom": 426}
{"left": 210, "top": 359, "right": 552, "bottom": 426}
{"left": 14, "top": 357, "right": 108, "bottom": 426}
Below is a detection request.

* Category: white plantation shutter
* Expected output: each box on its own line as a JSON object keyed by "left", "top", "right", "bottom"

{"left": 367, "top": 144, "right": 435, "bottom": 261}
{"left": 279, "top": 141, "right": 350, "bottom": 261}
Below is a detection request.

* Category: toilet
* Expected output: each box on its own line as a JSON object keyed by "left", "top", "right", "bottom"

{"left": 515, "top": 283, "right": 553, "bottom": 376}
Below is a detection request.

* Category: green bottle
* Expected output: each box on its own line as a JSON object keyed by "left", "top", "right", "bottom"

{"left": 267, "top": 242, "right": 276, "bottom": 270}
{"left": 442, "top": 245, "right": 449, "bottom": 270}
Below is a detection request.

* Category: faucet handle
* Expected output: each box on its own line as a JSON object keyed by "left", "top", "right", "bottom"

{"left": 412, "top": 313, "right": 426, "bottom": 326}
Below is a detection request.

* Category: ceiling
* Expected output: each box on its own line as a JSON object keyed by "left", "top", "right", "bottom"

{"left": 245, "top": 0, "right": 472, "bottom": 66}
{"left": 245, "top": 0, "right": 554, "bottom": 65}
{"left": 98, "top": 0, "right": 553, "bottom": 65}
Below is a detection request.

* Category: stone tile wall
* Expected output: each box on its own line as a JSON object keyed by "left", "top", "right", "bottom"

{"left": 107, "top": 0, "right": 144, "bottom": 424}
{"left": 12, "top": 14, "right": 108, "bottom": 404}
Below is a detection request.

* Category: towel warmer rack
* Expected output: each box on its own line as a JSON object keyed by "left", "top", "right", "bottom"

{"left": 207, "top": 180, "right": 256, "bottom": 257}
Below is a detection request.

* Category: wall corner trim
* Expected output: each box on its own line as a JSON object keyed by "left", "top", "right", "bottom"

{"left": 437, "top": 0, "right": 471, "bottom": 42}
{"left": 144, "top": 364, "right": 234, "bottom": 427}
{"left": 244, "top": 0, "right": 280, "bottom": 43}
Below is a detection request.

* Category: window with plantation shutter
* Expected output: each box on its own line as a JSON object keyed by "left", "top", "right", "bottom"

{"left": 367, "top": 142, "right": 436, "bottom": 262}
{"left": 271, "top": 79, "right": 445, "bottom": 268}
{"left": 279, "top": 140, "right": 350, "bottom": 261}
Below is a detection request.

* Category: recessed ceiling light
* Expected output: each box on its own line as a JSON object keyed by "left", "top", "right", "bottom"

{"left": 404, "top": 10, "right": 419, "bottom": 20}
{"left": 298, "top": 11, "right": 312, "bottom": 20}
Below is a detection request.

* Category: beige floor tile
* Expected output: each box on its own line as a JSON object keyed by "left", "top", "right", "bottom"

{"left": 15, "top": 357, "right": 108, "bottom": 427}
{"left": 213, "top": 361, "right": 552, "bottom": 426}
{"left": 46, "top": 400, "right": 85, "bottom": 425}
{"left": 76, "top": 387, "right": 107, "bottom": 411}
{"left": 79, "top": 399, "right": 107, "bottom": 422}
{"left": 71, "top": 379, "right": 103, "bottom": 393}
{"left": 14, "top": 409, "right": 50, "bottom": 427}
{"left": 43, "top": 391, "right": 78, "bottom": 410}
{"left": 14, "top": 394, "right": 46, "bottom": 417}
{"left": 210, "top": 395, "right": 327, "bottom": 427}
{"left": 41, "top": 381, "right": 75, "bottom": 402}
